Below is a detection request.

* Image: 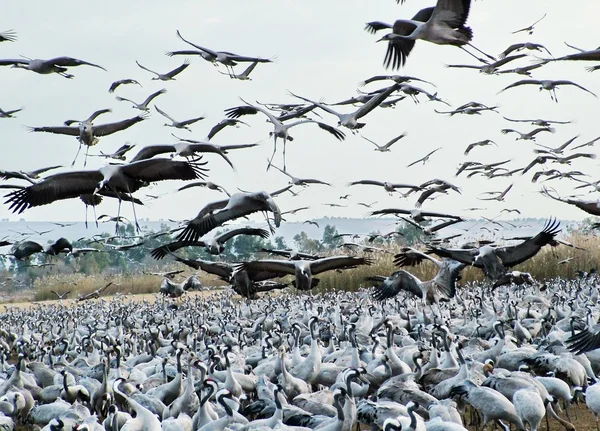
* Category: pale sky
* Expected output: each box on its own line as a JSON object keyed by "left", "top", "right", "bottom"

{"left": 1, "top": 0, "right": 599, "bottom": 229}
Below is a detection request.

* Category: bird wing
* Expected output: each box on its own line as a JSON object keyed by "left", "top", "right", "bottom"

{"left": 555, "top": 80, "right": 598, "bottom": 97}
{"left": 499, "top": 44, "right": 524, "bottom": 58}
{"left": 0, "top": 30, "right": 17, "bottom": 42}
{"left": 206, "top": 119, "right": 248, "bottom": 140}
{"left": 215, "top": 227, "right": 270, "bottom": 244}
{"left": 235, "top": 260, "right": 297, "bottom": 278}
{"left": 427, "top": 245, "right": 479, "bottom": 266}
{"left": 129, "top": 145, "right": 176, "bottom": 162}
{"left": 372, "top": 270, "right": 422, "bottom": 300}
{"left": 176, "top": 30, "right": 219, "bottom": 57}
{"left": 494, "top": 218, "right": 561, "bottom": 267}
{"left": 314, "top": 121, "right": 346, "bottom": 140}
{"left": 499, "top": 80, "right": 540, "bottom": 93}
{"left": 150, "top": 240, "right": 206, "bottom": 259}
{"left": 49, "top": 57, "right": 106, "bottom": 71}
{"left": 165, "top": 61, "right": 190, "bottom": 78}
{"left": 117, "top": 159, "right": 205, "bottom": 194}
{"left": 365, "top": 21, "right": 393, "bottom": 34}
{"left": 240, "top": 61, "right": 258, "bottom": 77}
{"left": 522, "top": 157, "right": 546, "bottom": 174}
{"left": 28, "top": 125, "right": 80, "bottom": 137}
{"left": 141, "top": 89, "right": 167, "bottom": 107}
{"left": 370, "top": 208, "right": 410, "bottom": 216}
{"left": 180, "top": 255, "right": 233, "bottom": 278}
{"left": 349, "top": 180, "right": 385, "bottom": 187}
{"left": 567, "top": 329, "right": 600, "bottom": 355}
{"left": 187, "top": 144, "right": 234, "bottom": 169}
{"left": 259, "top": 248, "right": 292, "bottom": 258}
{"left": 13, "top": 241, "right": 44, "bottom": 259}
{"left": 415, "top": 188, "right": 437, "bottom": 207}
{"left": 493, "top": 53, "right": 527, "bottom": 67}
{"left": 28, "top": 165, "right": 63, "bottom": 177}
{"left": 154, "top": 105, "right": 177, "bottom": 123}
{"left": 224, "top": 105, "right": 260, "bottom": 119}
{"left": 382, "top": 133, "right": 406, "bottom": 149}
{"left": 310, "top": 256, "right": 372, "bottom": 274}
{"left": 431, "top": 0, "right": 471, "bottom": 28}
{"left": 412, "top": 6, "right": 436, "bottom": 22}
{"left": 287, "top": 92, "right": 342, "bottom": 120}
{"left": 220, "top": 143, "right": 258, "bottom": 152}
{"left": 429, "top": 218, "right": 463, "bottom": 233}
{"left": 420, "top": 210, "right": 462, "bottom": 219}
{"left": 555, "top": 135, "right": 579, "bottom": 151}
{"left": 4, "top": 171, "right": 103, "bottom": 213}
{"left": 394, "top": 247, "right": 441, "bottom": 267}
{"left": 93, "top": 114, "right": 146, "bottom": 137}
{"left": 178, "top": 194, "right": 275, "bottom": 242}
{"left": 353, "top": 84, "right": 400, "bottom": 120}
{"left": 432, "top": 259, "right": 465, "bottom": 298}
{"left": 384, "top": 21, "right": 417, "bottom": 70}
{"left": 0, "top": 59, "right": 28, "bottom": 66}
{"left": 135, "top": 60, "right": 158, "bottom": 75}
{"left": 179, "top": 116, "right": 205, "bottom": 127}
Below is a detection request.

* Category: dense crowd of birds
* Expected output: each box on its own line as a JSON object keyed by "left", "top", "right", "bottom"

{"left": 1, "top": 0, "right": 600, "bottom": 429}
{"left": 1, "top": 281, "right": 600, "bottom": 431}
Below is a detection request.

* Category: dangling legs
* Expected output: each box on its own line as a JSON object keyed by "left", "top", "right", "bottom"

{"left": 459, "top": 46, "right": 490, "bottom": 64}
{"left": 267, "top": 136, "right": 278, "bottom": 171}
{"left": 466, "top": 42, "right": 496, "bottom": 61}
{"left": 72, "top": 142, "right": 83, "bottom": 166}
{"left": 92, "top": 204, "right": 98, "bottom": 228}
{"left": 129, "top": 192, "right": 141, "bottom": 233}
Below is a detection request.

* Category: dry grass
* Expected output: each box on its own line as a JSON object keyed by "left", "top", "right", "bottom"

{"left": 2, "top": 231, "right": 597, "bottom": 304}
{"left": 30, "top": 263, "right": 227, "bottom": 302}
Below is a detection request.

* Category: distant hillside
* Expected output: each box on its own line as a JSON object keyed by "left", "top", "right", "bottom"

{"left": 0, "top": 216, "right": 581, "bottom": 252}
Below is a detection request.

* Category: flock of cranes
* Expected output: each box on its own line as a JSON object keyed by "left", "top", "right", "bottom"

{"left": 1, "top": 0, "right": 600, "bottom": 430}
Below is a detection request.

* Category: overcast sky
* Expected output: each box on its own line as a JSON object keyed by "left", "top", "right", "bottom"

{"left": 1, "top": 0, "right": 599, "bottom": 230}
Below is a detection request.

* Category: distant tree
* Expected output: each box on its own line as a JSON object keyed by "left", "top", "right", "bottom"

{"left": 395, "top": 220, "right": 425, "bottom": 246}
{"left": 293, "top": 231, "right": 324, "bottom": 254}
{"left": 567, "top": 217, "right": 599, "bottom": 236}
{"left": 322, "top": 225, "right": 342, "bottom": 249}
{"left": 232, "top": 229, "right": 271, "bottom": 260}
{"left": 274, "top": 236, "right": 288, "bottom": 250}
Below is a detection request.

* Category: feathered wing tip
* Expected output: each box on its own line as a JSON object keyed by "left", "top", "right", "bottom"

{"left": 365, "top": 275, "right": 387, "bottom": 283}
{"left": 448, "top": 380, "right": 474, "bottom": 399}
{"left": 292, "top": 278, "right": 320, "bottom": 290}
{"left": 566, "top": 328, "right": 600, "bottom": 355}
{"left": 151, "top": 245, "right": 171, "bottom": 260}
{"left": 188, "top": 159, "right": 211, "bottom": 180}
{"left": 177, "top": 216, "right": 218, "bottom": 243}
{"left": 542, "top": 216, "right": 561, "bottom": 236}
{"left": 457, "top": 26, "right": 473, "bottom": 41}
{"left": 4, "top": 188, "right": 31, "bottom": 214}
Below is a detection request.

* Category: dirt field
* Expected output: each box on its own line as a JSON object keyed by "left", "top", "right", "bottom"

{"left": 0, "top": 288, "right": 229, "bottom": 312}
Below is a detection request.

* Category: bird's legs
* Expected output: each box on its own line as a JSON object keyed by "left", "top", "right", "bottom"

{"left": 282, "top": 138, "right": 288, "bottom": 172}
{"left": 466, "top": 43, "right": 496, "bottom": 61}
{"left": 71, "top": 142, "right": 83, "bottom": 167}
{"left": 129, "top": 191, "right": 141, "bottom": 233}
{"left": 114, "top": 199, "right": 123, "bottom": 235}
{"left": 459, "top": 46, "right": 490, "bottom": 64}
{"left": 267, "top": 135, "right": 278, "bottom": 171}
{"left": 84, "top": 144, "right": 91, "bottom": 167}
{"left": 92, "top": 205, "right": 98, "bottom": 228}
